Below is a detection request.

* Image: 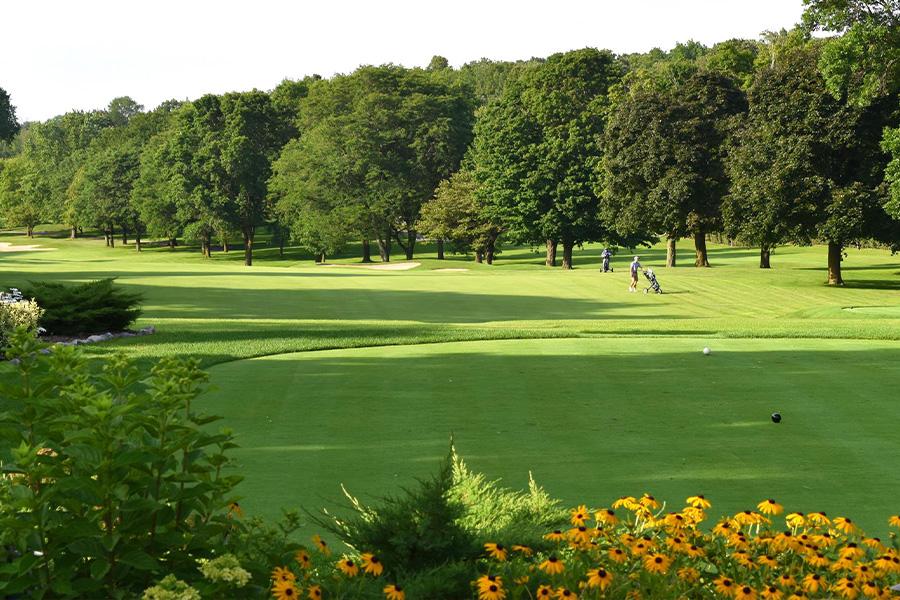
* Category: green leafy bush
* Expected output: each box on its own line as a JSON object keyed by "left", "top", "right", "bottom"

{"left": 22, "top": 278, "right": 142, "bottom": 335}
{"left": 0, "top": 297, "right": 42, "bottom": 347}
{"left": 0, "top": 329, "right": 243, "bottom": 598}
{"left": 312, "top": 444, "right": 566, "bottom": 597}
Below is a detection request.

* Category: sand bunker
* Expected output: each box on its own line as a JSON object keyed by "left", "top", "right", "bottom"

{"left": 0, "top": 242, "right": 52, "bottom": 252}
{"left": 320, "top": 261, "right": 421, "bottom": 271}
{"left": 432, "top": 268, "right": 469, "bottom": 272}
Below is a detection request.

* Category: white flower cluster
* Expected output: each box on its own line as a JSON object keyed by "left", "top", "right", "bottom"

{"left": 197, "top": 553, "right": 251, "bottom": 587}
{"left": 141, "top": 575, "right": 201, "bottom": 600}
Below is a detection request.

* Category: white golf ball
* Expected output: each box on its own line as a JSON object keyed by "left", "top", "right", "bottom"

{"left": 703, "top": 347, "right": 711, "bottom": 355}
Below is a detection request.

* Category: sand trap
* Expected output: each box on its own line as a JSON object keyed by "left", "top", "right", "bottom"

{"left": 0, "top": 242, "right": 52, "bottom": 252}
{"left": 320, "top": 261, "right": 421, "bottom": 271}
{"left": 432, "top": 268, "right": 469, "bottom": 272}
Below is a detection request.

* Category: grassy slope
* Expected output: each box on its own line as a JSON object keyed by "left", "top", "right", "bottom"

{"left": 1, "top": 231, "right": 899, "bottom": 533}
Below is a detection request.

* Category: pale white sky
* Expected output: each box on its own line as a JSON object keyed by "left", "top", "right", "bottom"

{"left": 3, "top": 0, "right": 805, "bottom": 123}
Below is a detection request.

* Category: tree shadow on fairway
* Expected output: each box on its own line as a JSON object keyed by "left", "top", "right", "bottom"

{"left": 123, "top": 286, "right": 682, "bottom": 324}
{"left": 205, "top": 342, "right": 900, "bottom": 535}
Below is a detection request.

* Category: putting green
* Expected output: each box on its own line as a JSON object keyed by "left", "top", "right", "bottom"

{"left": 205, "top": 336, "right": 900, "bottom": 534}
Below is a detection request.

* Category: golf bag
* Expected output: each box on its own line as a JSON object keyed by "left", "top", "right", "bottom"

{"left": 642, "top": 269, "right": 662, "bottom": 294}
{"left": 601, "top": 249, "right": 613, "bottom": 273}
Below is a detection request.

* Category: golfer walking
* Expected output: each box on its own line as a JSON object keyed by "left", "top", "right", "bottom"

{"left": 629, "top": 256, "right": 642, "bottom": 292}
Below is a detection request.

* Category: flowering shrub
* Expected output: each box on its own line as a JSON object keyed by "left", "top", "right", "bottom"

{"left": 266, "top": 496, "right": 900, "bottom": 599}
{"left": 0, "top": 295, "right": 43, "bottom": 347}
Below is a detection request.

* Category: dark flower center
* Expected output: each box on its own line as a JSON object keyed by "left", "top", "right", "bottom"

{"left": 654, "top": 557, "right": 662, "bottom": 564}
{"left": 489, "top": 585, "right": 498, "bottom": 592}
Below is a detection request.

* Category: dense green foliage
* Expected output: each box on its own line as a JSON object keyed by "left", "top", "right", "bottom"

{"left": 22, "top": 278, "right": 143, "bottom": 335}
{"left": 0, "top": 330, "right": 241, "bottom": 597}
{"left": 314, "top": 448, "right": 564, "bottom": 597}
{"left": 0, "top": 87, "right": 17, "bottom": 143}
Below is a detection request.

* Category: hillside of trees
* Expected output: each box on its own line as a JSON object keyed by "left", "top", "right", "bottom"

{"left": 1, "top": 0, "right": 898, "bottom": 284}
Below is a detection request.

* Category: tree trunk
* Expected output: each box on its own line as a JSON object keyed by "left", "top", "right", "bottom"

{"left": 223, "top": 238, "right": 229, "bottom": 253}
{"left": 377, "top": 233, "right": 391, "bottom": 262}
{"left": 693, "top": 231, "right": 709, "bottom": 267}
{"left": 169, "top": 237, "right": 177, "bottom": 249}
{"left": 108, "top": 226, "right": 115, "bottom": 248}
{"left": 760, "top": 246, "right": 771, "bottom": 269}
{"left": 666, "top": 237, "right": 677, "bottom": 267}
{"left": 361, "top": 239, "right": 372, "bottom": 263}
{"left": 121, "top": 229, "right": 128, "bottom": 245}
{"left": 405, "top": 230, "right": 415, "bottom": 260}
{"left": 485, "top": 238, "right": 496, "bottom": 265}
{"left": 70, "top": 226, "right": 77, "bottom": 239}
{"left": 27, "top": 225, "right": 34, "bottom": 238}
{"left": 437, "top": 239, "right": 444, "bottom": 260}
{"left": 475, "top": 250, "right": 483, "bottom": 263}
{"left": 561, "top": 240, "right": 574, "bottom": 270}
{"left": 318, "top": 252, "right": 326, "bottom": 263}
{"left": 243, "top": 229, "right": 254, "bottom": 266}
{"left": 279, "top": 234, "right": 285, "bottom": 257}
{"left": 827, "top": 241, "right": 844, "bottom": 285}
{"left": 545, "top": 239, "right": 557, "bottom": 267}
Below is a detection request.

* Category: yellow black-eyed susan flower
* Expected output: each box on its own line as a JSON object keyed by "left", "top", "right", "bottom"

{"left": 734, "top": 584, "right": 758, "bottom": 600}
{"left": 595, "top": 508, "right": 618, "bottom": 525}
{"left": 833, "top": 516, "right": 858, "bottom": 535}
{"left": 361, "top": 553, "right": 383, "bottom": 576}
{"left": 786, "top": 512, "right": 806, "bottom": 528}
{"left": 337, "top": 557, "right": 359, "bottom": 577}
{"left": 294, "top": 549, "right": 311, "bottom": 569}
{"left": 478, "top": 583, "right": 506, "bottom": 600}
{"left": 536, "top": 585, "right": 553, "bottom": 598}
{"left": 863, "top": 537, "right": 885, "bottom": 551}
{"left": 806, "top": 552, "right": 830, "bottom": 568}
{"left": 271, "top": 566, "right": 296, "bottom": 583}
{"left": 312, "top": 534, "right": 331, "bottom": 556}
{"left": 612, "top": 496, "right": 637, "bottom": 510}
{"left": 833, "top": 576, "right": 859, "bottom": 599}
{"left": 227, "top": 501, "right": 243, "bottom": 519}
{"left": 383, "top": 584, "right": 405, "bottom": 600}
{"left": 757, "top": 499, "right": 784, "bottom": 516}
{"left": 484, "top": 542, "right": 508, "bottom": 561}
{"left": 757, "top": 554, "right": 779, "bottom": 568}
{"left": 677, "top": 566, "right": 700, "bottom": 582}
{"left": 544, "top": 530, "right": 565, "bottom": 542}
{"left": 306, "top": 585, "right": 321, "bottom": 600}
{"left": 570, "top": 504, "right": 589, "bottom": 526}
{"left": 778, "top": 573, "right": 796, "bottom": 588}
{"left": 538, "top": 555, "right": 565, "bottom": 575}
{"left": 841, "top": 543, "right": 865, "bottom": 561}
{"left": 272, "top": 579, "right": 299, "bottom": 600}
{"left": 476, "top": 575, "right": 502, "bottom": 593}
{"left": 511, "top": 544, "right": 533, "bottom": 556}
{"left": 513, "top": 575, "right": 529, "bottom": 585}
{"left": 686, "top": 494, "right": 711, "bottom": 509}
{"left": 761, "top": 585, "right": 783, "bottom": 600}
{"left": 807, "top": 511, "right": 830, "bottom": 526}
{"left": 568, "top": 526, "right": 591, "bottom": 544}
{"left": 853, "top": 563, "right": 874, "bottom": 582}
{"left": 555, "top": 587, "right": 576, "bottom": 598}
{"left": 639, "top": 493, "right": 660, "bottom": 509}
{"left": 802, "top": 573, "right": 824, "bottom": 594}
{"left": 586, "top": 567, "right": 613, "bottom": 590}
{"left": 714, "top": 576, "right": 736, "bottom": 596}
{"left": 642, "top": 553, "right": 671, "bottom": 574}
{"left": 889, "top": 515, "right": 900, "bottom": 528}
{"left": 608, "top": 547, "right": 627, "bottom": 563}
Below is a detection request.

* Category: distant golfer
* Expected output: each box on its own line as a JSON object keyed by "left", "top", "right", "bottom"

{"left": 629, "top": 256, "right": 642, "bottom": 292}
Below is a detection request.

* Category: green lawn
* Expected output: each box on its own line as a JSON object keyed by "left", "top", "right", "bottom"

{"left": 1, "top": 230, "right": 899, "bottom": 534}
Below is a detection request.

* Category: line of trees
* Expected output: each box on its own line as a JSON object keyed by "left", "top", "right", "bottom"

{"left": 0, "top": 0, "right": 898, "bottom": 283}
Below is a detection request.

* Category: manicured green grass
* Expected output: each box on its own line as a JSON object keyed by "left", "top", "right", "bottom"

{"left": 1, "top": 229, "right": 899, "bottom": 534}
{"left": 207, "top": 337, "right": 900, "bottom": 534}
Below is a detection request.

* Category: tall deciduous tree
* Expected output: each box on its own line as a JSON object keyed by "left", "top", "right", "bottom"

{"left": 0, "top": 87, "right": 19, "bottom": 143}
{"left": 419, "top": 168, "right": 502, "bottom": 263}
{"left": 601, "top": 70, "right": 746, "bottom": 267}
{"left": 272, "top": 66, "right": 473, "bottom": 262}
{"left": 0, "top": 156, "right": 47, "bottom": 236}
{"left": 474, "top": 48, "right": 624, "bottom": 269}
